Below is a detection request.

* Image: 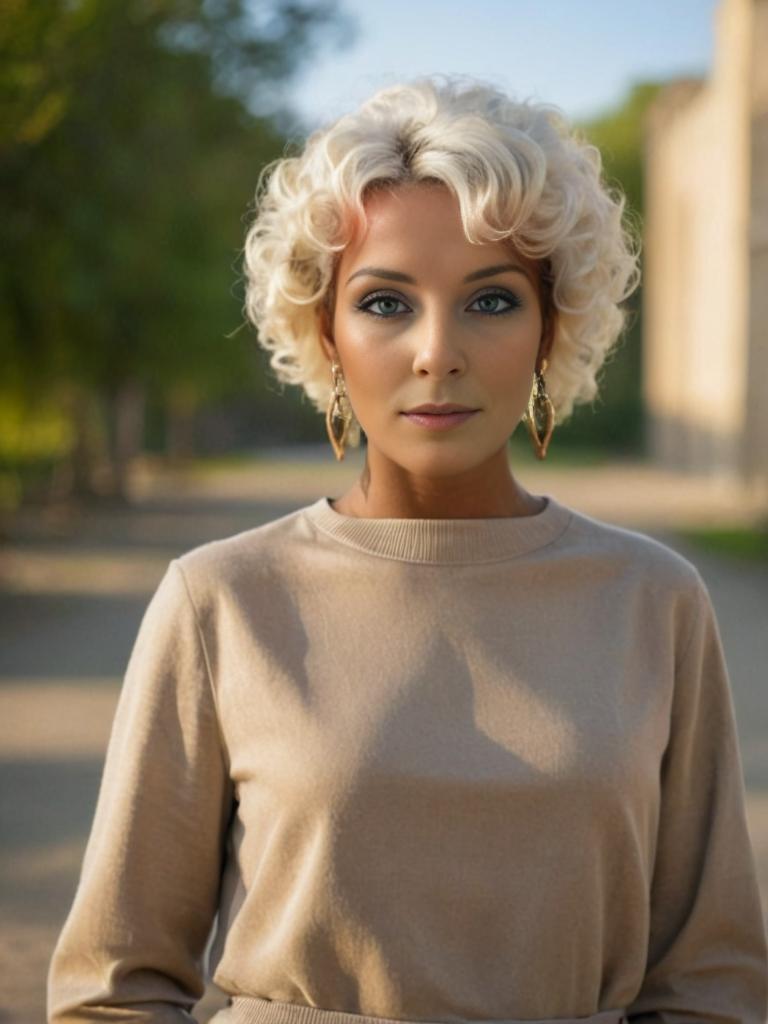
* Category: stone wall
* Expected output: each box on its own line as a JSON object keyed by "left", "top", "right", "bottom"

{"left": 643, "top": 0, "right": 767, "bottom": 498}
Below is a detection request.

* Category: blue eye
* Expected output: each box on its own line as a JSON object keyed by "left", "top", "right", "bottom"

{"left": 354, "top": 287, "right": 523, "bottom": 319}
{"left": 468, "top": 290, "right": 522, "bottom": 315}
{"left": 355, "top": 292, "right": 409, "bottom": 318}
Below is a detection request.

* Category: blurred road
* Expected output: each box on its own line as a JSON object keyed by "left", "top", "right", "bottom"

{"left": 1, "top": 450, "right": 766, "bottom": 1023}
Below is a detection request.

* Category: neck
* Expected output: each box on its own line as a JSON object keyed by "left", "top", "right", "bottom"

{"left": 331, "top": 445, "right": 543, "bottom": 520}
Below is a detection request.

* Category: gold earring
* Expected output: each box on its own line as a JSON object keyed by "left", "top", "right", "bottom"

{"left": 325, "top": 360, "right": 352, "bottom": 460}
{"left": 523, "top": 357, "right": 555, "bottom": 460}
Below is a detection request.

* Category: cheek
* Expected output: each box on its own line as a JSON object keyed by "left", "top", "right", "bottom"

{"left": 328, "top": 327, "right": 388, "bottom": 426}
{"left": 333, "top": 317, "right": 402, "bottom": 384}
{"left": 472, "top": 325, "right": 540, "bottom": 384}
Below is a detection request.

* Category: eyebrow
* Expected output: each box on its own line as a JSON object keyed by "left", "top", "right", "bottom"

{"left": 345, "top": 262, "right": 533, "bottom": 287}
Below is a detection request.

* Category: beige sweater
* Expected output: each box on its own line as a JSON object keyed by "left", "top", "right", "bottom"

{"left": 47, "top": 494, "right": 768, "bottom": 1022}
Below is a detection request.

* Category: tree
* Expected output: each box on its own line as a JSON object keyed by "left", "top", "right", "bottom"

{"left": 0, "top": 0, "right": 356, "bottom": 501}
{"left": 562, "top": 81, "right": 665, "bottom": 454}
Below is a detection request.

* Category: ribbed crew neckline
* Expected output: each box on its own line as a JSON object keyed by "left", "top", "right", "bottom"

{"left": 303, "top": 493, "right": 573, "bottom": 564}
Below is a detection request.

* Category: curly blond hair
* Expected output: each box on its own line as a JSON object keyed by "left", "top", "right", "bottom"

{"left": 242, "top": 74, "right": 641, "bottom": 448}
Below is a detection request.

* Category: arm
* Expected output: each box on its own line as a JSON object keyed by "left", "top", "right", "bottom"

{"left": 627, "top": 573, "right": 768, "bottom": 1022}
{"left": 47, "top": 560, "right": 235, "bottom": 1023}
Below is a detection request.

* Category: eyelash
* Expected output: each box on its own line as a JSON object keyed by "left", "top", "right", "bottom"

{"left": 355, "top": 287, "right": 523, "bottom": 319}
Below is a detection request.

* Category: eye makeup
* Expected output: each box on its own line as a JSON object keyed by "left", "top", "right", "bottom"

{"left": 467, "top": 287, "right": 523, "bottom": 315}
{"left": 354, "top": 287, "right": 523, "bottom": 320}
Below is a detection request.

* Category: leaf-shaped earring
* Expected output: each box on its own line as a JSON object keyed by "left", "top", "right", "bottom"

{"left": 524, "top": 357, "right": 555, "bottom": 460}
{"left": 325, "top": 360, "right": 352, "bottom": 461}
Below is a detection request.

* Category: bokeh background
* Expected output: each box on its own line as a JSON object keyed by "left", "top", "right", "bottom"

{"left": 1, "top": 1, "right": 767, "bottom": 1020}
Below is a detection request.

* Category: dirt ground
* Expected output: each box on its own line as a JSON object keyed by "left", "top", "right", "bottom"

{"left": 1, "top": 450, "right": 766, "bottom": 1023}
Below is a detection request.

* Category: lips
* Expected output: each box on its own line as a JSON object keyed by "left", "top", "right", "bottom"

{"left": 401, "top": 408, "right": 479, "bottom": 431}
{"left": 403, "top": 404, "right": 479, "bottom": 414}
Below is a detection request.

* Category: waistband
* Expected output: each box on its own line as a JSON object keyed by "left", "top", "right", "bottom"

{"left": 210, "top": 994, "right": 629, "bottom": 1024}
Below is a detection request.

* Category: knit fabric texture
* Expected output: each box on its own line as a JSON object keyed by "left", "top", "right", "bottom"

{"left": 47, "top": 494, "right": 768, "bottom": 1022}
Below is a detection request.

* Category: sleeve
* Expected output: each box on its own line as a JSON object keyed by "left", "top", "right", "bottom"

{"left": 47, "top": 559, "right": 236, "bottom": 1023}
{"left": 626, "top": 572, "right": 768, "bottom": 1022}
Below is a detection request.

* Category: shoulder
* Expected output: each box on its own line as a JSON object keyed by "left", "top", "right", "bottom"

{"left": 552, "top": 502, "right": 712, "bottom": 653}
{"left": 555, "top": 499, "right": 705, "bottom": 596}
{"left": 171, "top": 501, "right": 317, "bottom": 603}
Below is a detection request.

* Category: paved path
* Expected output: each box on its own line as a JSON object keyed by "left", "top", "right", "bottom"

{"left": 1, "top": 452, "right": 766, "bottom": 1023}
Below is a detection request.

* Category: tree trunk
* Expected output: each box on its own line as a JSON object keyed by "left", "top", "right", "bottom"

{"left": 165, "top": 385, "right": 198, "bottom": 461}
{"left": 51, "top": 384, "right": 107, "bottom": 501}
{"left": 109, "top": 379, "right": 147, "bottom": 501}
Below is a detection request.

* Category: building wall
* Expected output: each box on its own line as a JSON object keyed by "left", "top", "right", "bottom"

{"left": 746, "top": 0, "right": 768, "bottom": 485}
{"left": 643, "top": 0, "right": 767, "bottom": 494}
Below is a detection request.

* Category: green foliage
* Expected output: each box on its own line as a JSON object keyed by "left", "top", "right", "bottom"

{"left": 677, "top": 526, "right": 768, "bottom": 562}
{"left": 581, "top": 82, "right": 665, "bottom": 217}
{"left": 0, "top": 0, "right": 354, "bottom": 494}
{"left": 561, "top": 81, "right": 666, "bottom": 454}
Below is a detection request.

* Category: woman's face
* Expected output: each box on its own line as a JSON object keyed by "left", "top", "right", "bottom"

{"left": 319, "top": 181, "right": 550, "bottom": 480}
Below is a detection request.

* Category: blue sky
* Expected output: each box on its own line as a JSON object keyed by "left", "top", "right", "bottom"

{"left": 287, "top": 0, "right": 719, "bottom": 129}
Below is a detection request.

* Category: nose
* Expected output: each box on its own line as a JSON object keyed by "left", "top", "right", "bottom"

{"left": 411, "top": 310, "right": 467, "bottom": 378}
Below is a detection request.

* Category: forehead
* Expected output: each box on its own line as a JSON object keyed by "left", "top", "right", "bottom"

{"left": 339, "top": 182, "right": 538, "bottom": 277}
{"left": 345, "top": 183, "right": 466, "bottom": 247}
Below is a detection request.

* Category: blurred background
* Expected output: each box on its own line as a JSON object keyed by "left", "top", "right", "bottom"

{"left": 1, "top": 0, "right": 767, "bottom": 1020}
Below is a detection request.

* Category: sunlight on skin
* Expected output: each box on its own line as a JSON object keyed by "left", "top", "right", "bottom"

{"left": 317, "top": 181, "right": 555, "bottom": 520}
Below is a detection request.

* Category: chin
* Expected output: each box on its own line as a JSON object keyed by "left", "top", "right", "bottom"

{"left": 383, "top": 444, "right": 499, "bottom": 479}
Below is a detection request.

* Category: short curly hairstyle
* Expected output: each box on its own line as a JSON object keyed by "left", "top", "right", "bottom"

{"left": 242, "top": 74, "right": 641, "bottom": 448}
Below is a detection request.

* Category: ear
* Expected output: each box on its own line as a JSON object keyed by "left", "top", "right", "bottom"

{"left": 315, "top": 302, "right": 337, "bottom": 364}
{"left": 538, "top": 305, "right": 557, "bottom": 367}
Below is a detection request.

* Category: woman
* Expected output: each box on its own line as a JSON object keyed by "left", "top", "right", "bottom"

{"left": 48, "top": 76, "right": 767, "bottom": 1023}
